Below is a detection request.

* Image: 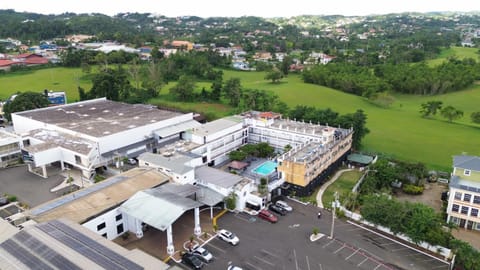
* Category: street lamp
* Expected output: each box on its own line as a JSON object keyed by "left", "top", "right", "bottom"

{"left": 329, "top": 191, "right": 339, "bottom": 239}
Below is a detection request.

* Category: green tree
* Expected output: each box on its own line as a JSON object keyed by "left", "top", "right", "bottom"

{"left": 142, "top": 62, "right": 164, "bottom": 95}
{"left": 265, "top": 69, "right": 283, "bottom": 83}
{"left": 440, "top": 105, "right": 463, "bottom": 122}
{"left": 470, "top": 111, "right": 480, "bottom": 124}
{"left": 256, "top": 142, "right": 274, "bottom": 158}
{"left": 279, "top": 55, "right": 293, "bottom": 75}
{"left": 169, "top": 75, "right": 196, "bottom": 101}
{"left": 228, "top": 150, "right": 247, "bottom": 161}
{"left": 88, "top": 68, "right": 132, "bottom": 101}
{"left": 210, "top": 77, "right": 223, "bottom": 101}
{"left": 419, "top": 101, "right": 443, "bottom": 117}
{"left": 223, "top": 78, "right": 242, "bottom": 107}
{"left": 337, "top": 109, "right": 369, "bottom": 150}
{"left": 3, "top": 92, "right": 50, "bottom": 121}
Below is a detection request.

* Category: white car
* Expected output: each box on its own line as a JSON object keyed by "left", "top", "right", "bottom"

{"left": 227, "top": 265, "right": 243, "bottom": 270}
{"left": 127, "top": 158, "right": 137, "bottom": 165}
{"left": 193, "top": 246, "right": 213, "bottom": 263}
{"left": 218, "top": 229, "right": 239, "bottom": 245}
{"left": 275, "top": 200, "right": 293, "bottom": 212}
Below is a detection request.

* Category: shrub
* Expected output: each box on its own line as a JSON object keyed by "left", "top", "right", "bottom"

{"left": 312, "top": 227, "right": 319, "bottom": 236}
{"left": 402, "top": 184, "right": 424, "bottom": 195}
{"left": 6, "top": 194, "right": 17, "bottom": 202}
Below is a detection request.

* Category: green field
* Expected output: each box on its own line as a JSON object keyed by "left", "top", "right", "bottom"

{"left": 1, "top": 64, "right": 479, "bottom": 170}
{"left": 427, "top": 46, "right": 480, "bottom": 66}
{"left": 0, "top": 67, "right": 92, "bottom": 101}
{"left": 322, "top": 170, "right": 363, "bottom": 208}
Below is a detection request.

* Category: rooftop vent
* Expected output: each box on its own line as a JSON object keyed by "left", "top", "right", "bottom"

{"left": 134, "top": 116, "right": 139, "bottom": 119}
{"left": 87, "top": 127, "right": 93, "bottom": 130}
{"left": 78, "top": 104, "right": 84, "bottom": 107}
{"left": 118, "top": 113, "right": 124, "bottom": 116}
{"left": 66, "top": 111, "right": 75, "bottom": 114}
{"left": 150, "top": 119, "right": 156, "bottom": 123}
{"left": 103, "top": 110, "right": 110, "bottom": 113}
{"left": 103, "top": 131, "right": 110, "bottom": 135}
{"left": 83, "top": 114, "right": 89, "bottom": 117}
{"left": 128, "top": 125, "right": 136, "bottom": 128}
{"left": 111, "top": 121, "right": 119, "bottom": 125}
{"left": 89, "top": 107, "right": 96, "bottom": 110}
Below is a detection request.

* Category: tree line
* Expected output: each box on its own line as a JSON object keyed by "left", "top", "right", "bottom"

{"left": 302, "top": 58, "right": 480, "bottom": 97}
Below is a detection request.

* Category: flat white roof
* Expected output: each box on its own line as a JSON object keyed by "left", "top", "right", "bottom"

{"left": 191, "top": 116, "right": 242, "bottom": 137}
{"left": 14, "top": 98, "right": 185, "bottom": 138}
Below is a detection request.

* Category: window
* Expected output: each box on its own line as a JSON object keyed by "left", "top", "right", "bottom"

{"left": 461, "top": 206, "right": 469, "bottom": 215}
{"left": 454, "top": 192, "right": 462, "bottom": 200}
{"left": 464, "top": 170, "right": 471, "bottom": 176}
{"left": 102, "top": 233, "right": 107, "bottom": 238}
{"left": 464, "top": 194, "right": 472, "bottom": 202}
{"left": 473, "top": 196, "right": 480, "bottom": 204}
{"left": 117, "top": 224, "right": 124, "bottom": 234}
{"left": 471, "top": 208, "right": 479, "bottom": 217}
{"left": 97, "top": 222, "right": 106, "bottom": 231}
{"left": 115, "top": 214, "right": 122, "bottom": 222}
{"left": 476, "top": 223, "right": 480, "bottom": 231}
{"left": 452, "top": 204, "right": 460, "bottom": 212}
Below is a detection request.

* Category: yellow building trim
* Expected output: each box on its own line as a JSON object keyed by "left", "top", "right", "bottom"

{"left": 213, "top": 209, "right": 228, "bottom": 227}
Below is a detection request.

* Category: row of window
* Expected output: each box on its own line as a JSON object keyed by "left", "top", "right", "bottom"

{"left": 96, "top": 214, "right": 124, "bottom": 237}
{"left": 452, "top": 204, "right": 479, "bottom": 217}
{"left": 454, "top": 192, "right": 480, "bottom": 204}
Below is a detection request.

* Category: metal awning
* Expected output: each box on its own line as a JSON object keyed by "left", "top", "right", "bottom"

{"left": 154, "top": 120, "right": 201, "bottom": 138}
{"left": 195, "top": 186, "right": 225, "bottom": 206}
{"left": 120, "top": 188, "right": 202, "bottom": 231}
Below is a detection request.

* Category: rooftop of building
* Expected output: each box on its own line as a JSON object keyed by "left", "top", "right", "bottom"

{"left": 454, "top": 155, "right": 480, "bottom": 171}
{"left": 0, "top": 130, "right": 20, "bottom": 142}
{"left": 450, "top": 175, "right": 480, "bottom": 194}
{"left": 0, "top": 218, "right": 169, "bottom": 270}
{"left": 14, "top": 98, "right": 185, "bottom": 138}
{"left": 138, "top": 152, "right": 195, "bottom": 175}
{"left": 25, "top": 129, "right": 95, "bottom": 155}
{"left": 195, "top": 166, "right": 244, "bottom": 189}
{"left": 28, "top": 168, "right": 170, "bottom": 224}
{"left": 270, "top": 118, "right": 347, "bottom": 138}
{"left": 190, "top": 116, "right": 243, "bottom": 137}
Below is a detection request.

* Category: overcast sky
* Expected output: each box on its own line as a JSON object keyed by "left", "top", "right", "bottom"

{"left": 1, "top": 0, "right": 479, "bottom": 18}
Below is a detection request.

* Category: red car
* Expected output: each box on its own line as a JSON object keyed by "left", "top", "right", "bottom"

{"left": 258, "top": 209, "right": 278, "bottom": 223}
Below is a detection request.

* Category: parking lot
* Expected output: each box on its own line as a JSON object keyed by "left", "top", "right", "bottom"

{"left": 174, "top": 200, "right": 450, "bottom": 270}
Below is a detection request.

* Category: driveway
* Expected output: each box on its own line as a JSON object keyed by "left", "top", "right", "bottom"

{"left": 0, "top": 165, "right": 65, "bottom": 207}
{"left": 177, "top": 200, "right": 449, "bottom": 270}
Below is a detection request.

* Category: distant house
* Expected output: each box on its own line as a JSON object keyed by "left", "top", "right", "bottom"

{"left": 446, "top": 155, "right": 480, "bottom": 231}
{"left": 253, "top": 51, "right": 272, "bottom": 62}
{"left": 12, "top": 53, "right": 49, "bottom": 66}
{"left": 0, "top": 60, "right": 16, "bottom": 71}
{"left": 232, "top": 61, "right": 250, "bottom": 70}
{"left": 170, "top": 40, "right": 193, "bottom": 51}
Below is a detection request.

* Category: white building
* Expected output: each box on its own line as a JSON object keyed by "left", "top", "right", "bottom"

{"left": 0, "top": 130, "right": 22, "bottom": 168}
{"left": 446, "top": 155, "right": 480, "bottom": 231}
{"left": 12, "top": 98, "right": 199, "bottom": 179}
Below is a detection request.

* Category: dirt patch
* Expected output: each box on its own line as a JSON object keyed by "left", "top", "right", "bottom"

{"left": 395, "top": 182, "right": 448, "bottom": 213}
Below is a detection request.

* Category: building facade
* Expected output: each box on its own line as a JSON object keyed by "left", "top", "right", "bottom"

{"left": 446, "top": 155, "right": 480, "bottom": 231}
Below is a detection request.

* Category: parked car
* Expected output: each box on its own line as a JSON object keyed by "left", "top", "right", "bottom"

{"left": 268, "top": 204, "right": 287, "bottom": 216}
{"left": 218, "top": 229, "right": 239, "bottom": 245}
{"left": 258, "top": 209, "right": 278, "bottom": 223}
{"left": 192, "top": 246, "right": 213, "bottom": 263}
{"left": 227, "top": 265, "right": 243, "bottom": 270}
{"left": 127, "top": 158, "right": 137, "bottom": 165}
{"left": 275, "top": 200, "right": 293, "bottom": 212}
{"left": 182, "top": 252, "right": 204, "bottom": 269}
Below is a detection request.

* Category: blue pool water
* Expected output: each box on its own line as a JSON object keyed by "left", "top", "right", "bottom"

{"left": 253, "top": 161, "right": 277, "bottom": 175}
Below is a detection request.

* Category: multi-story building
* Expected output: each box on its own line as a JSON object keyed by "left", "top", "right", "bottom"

{"left": 0, "top": 130, "right": 22, "bottom": 168}
{"left": 446, "top": 155, "right": 480, "bottom": 231}
{"left": 12, "top": 98, "right": 200, "bottom": 179}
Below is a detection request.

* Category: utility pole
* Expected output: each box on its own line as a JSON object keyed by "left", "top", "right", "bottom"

{"left": 329, "top": 191, "right": 339, "bottom": 239}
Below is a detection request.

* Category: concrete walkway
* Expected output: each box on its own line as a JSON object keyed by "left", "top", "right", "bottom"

{"left": 316, "top": 168, "right": 354, "bottom": 208}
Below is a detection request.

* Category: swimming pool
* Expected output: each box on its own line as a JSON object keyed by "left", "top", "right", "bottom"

{"left": 253, "top": 161, "right": 277, "bottom": 176}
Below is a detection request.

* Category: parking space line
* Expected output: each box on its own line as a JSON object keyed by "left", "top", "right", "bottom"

{"left": 357, "top": 257, "right": 368, "bottom": 266}
{"left": 294, "top": 249, "right": 299, "bottom": 270}
{"left": 374, "top": 264, "right": 382, "bottom": 270}
{"left": 254, "top": 256, "right": 274, "bottom": 266}
{"left": 205, "top": 242, "right": 226, "bottom": 253}
{"left": 322, "top": 239, "right": 335, "bottom": 248}
{"left": 345, "top": 248, "right": 360, "bottom": 260}
{"left": 261, "top": 249, "right": 280, "bottom": 258}
{"left": 246, "top": 261, "right": 262, "bottom": 270}
{"left": 334, "top": 243, "right": 345, "bottom": 254}
{"left": 306, "top": 255, "right": 311, "bottom": 270}
{"left": 391, "top": 247, "right": 408, "bottom": 252}
{"left": 319, "top": 263, "right": 323, "bottom": 270}
{"left": 347, "top": 221, "right": 450, "bottom": 265}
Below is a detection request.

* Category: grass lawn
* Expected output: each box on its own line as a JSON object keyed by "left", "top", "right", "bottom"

{"left": 427, "top": 46, "right": 480, "bottom": 66}
{"left": 322, "top": 170, "right": 363, "bottom": 208}
{"left": 0, "top": 67, "right": 90, "bottom": 101}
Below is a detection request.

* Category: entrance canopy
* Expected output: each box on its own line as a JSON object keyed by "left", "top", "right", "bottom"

{"left": 120, "top": 188, "right": 202, "bottom": 231}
